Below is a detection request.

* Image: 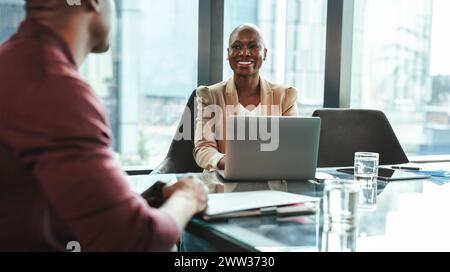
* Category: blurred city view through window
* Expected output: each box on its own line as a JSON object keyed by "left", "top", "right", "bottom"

{"left": 1, "top": 0, "right": 449, "bottom": 168}
{"left": 80, "top": 0, "right": 199, "bottom": 167}
{"left": 351, "top": 0, "right": 450, "bottom": 155}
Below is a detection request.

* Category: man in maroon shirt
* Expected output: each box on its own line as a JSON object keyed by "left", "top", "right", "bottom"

{"left": 0, "top": 0, "right": 208, "bottom": 251}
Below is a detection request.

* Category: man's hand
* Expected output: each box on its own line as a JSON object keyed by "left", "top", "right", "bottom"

{"left": 159, "top": 176, "right": 209, "bottom": 232}
{"left": 162, "top": 176, "right": 208, "bottom": 214}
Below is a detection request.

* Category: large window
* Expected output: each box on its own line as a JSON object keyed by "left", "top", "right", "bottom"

{"left": 224, "top": 0, "right": 327, "bottom": 116}
{"left": 0, "top": 0, "right": 198, "bottom": 168}
{"left": 0, "top": 0, "right": 24, "bottom": 43}
{"left": 351, "top": 0, "right": 450, "bottom": 156}
{"left": 2, "top": 0, "right": 449, "bottom": 169}
{"left": 81, "top": 0, "right": 199, "bottom": 167}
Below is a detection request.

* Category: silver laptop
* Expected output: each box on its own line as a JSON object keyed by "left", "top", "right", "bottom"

{"left": 218, "top": 116, "right": 321, "bottom": 180}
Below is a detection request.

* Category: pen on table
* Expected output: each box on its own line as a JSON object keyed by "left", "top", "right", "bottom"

{"left": 391, "top": 166, "right": 422, "bottom": 170}
{"left": 308, "top": 179, "right": 321, "bottom": 185}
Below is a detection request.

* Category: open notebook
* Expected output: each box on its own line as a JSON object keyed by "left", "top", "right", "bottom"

{"left": 202, "top": 190, "right": 319, "bottom": 221}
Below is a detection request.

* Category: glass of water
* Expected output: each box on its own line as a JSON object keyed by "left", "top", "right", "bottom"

{"left": 354, "top": 152, "right": 379, "bottom": 211}
{"left": 359, "top": 180, "right": 377, "bottom": 211}
{"left": 354, "top": 152, "right": 379, "bottom": 183}
{"left": 321, "top": 221, "right": 358, "bottom": 252}
{"left": 323, "top": 179, "right": 360, "bottom": 225}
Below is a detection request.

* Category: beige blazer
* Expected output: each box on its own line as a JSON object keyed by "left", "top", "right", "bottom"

{"left": 193, "top": 77, "right": 299, "bottom": 171}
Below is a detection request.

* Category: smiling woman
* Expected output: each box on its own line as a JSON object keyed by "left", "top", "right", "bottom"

{"left": 227, "top": 24, "right": 267, "bottom": 81}
{"left": 193, "top": 23, "right": 299, "bottom": 172}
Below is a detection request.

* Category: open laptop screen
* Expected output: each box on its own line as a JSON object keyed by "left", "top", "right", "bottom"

{"left": 223, "top": 116, "right": 321, "bottom": 180}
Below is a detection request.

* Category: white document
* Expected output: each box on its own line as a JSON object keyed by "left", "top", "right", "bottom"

{"left": 204, "top": 190, "right": 319, "bottom": 219}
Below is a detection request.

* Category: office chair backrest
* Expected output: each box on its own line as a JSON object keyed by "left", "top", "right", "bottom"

{"left": 312, "top": 109, "right": 409, "bottom": 167}
{"left": 151, "top": 90, "right": 202, "bottom": 174}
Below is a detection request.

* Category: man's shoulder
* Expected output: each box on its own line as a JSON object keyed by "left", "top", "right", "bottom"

{"left": 41, "top": 44, "right": 81, "bottom": 80}
{"left": 1, "top": 35, "right": 81, "bottom": 81}
{"left": 0, "top": 37, "right": 96, "bottom": 113}
{"left": 42, "top": 73, "right": 103, "bottom": 113}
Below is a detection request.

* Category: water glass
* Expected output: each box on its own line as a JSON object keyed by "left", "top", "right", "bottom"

{"left": 354, "top": 152, "right": 379, "bottom": 211}
{"left": 359, "top": 180, "right": 377, "bottom": 211}
{"left": 323, "top": 179, "right": 360, "bottom": 224}
{"left": 321, "top": 221, "right": 358, "bottom": 252}
{"left": 354, "top": 152, "right": 379, "bottom": 183}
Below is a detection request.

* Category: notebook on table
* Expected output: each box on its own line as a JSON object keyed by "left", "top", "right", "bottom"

{"left": 202, "top": 190, "right": 319, "bottom": 221}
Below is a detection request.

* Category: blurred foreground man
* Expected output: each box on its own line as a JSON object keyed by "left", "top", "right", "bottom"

{"left": 0, "top": 0, "right": 208, "bottom": 251}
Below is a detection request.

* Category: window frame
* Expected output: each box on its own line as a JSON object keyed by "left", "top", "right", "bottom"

{"left": 198, "top": 0, "right": 450, "bottom": 163}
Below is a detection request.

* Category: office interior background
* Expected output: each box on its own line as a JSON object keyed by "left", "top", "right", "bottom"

{"left": 1, "top": 0, "right": 449, "bottom": 168}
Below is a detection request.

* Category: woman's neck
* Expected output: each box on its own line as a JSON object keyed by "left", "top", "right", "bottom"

{"left": 234, "top": 74, "right": 260, "bottom": 96}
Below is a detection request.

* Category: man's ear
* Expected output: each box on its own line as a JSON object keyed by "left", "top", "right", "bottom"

{"left": 226, "top": 48, "right": 230, "bottom": 60}
{"left": 263, "top": 48, "right": 267, "bottom": 61}
{"left": 85, "top": 0, "right": 101, "bottom": 12}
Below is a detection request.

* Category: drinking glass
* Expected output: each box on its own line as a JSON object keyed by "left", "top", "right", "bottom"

{"left": 354, "top": 152, "right": 379, "bottom": 184}
{"left": 354, "top": 152, "right": 379, "bottom": 211}
{"left": 323, "top": 179, "right": 360, "bottom": 224}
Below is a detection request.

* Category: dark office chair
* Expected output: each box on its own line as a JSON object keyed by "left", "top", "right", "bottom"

{"left": 312, "top": 109, "right": 409, "bottom": 167}
{"left": 151, "top": 90, "right": 203, "bottom": 174}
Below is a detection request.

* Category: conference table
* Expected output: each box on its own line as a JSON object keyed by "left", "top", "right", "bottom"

{"left": 127, "top": 162, "right": 450, "bottom": 252}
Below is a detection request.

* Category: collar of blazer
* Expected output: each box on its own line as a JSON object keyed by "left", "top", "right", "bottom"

{"left": 224, "top": 76, "right": 274, "bottom": 115}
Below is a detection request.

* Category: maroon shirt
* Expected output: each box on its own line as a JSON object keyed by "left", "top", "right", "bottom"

{"left": 0, "top": 20, "right": 179, "bottom": 251}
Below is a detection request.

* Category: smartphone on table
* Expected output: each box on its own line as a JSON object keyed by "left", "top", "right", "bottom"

{"left": 336, "top": 167, "right": 430, "bottom": 181}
